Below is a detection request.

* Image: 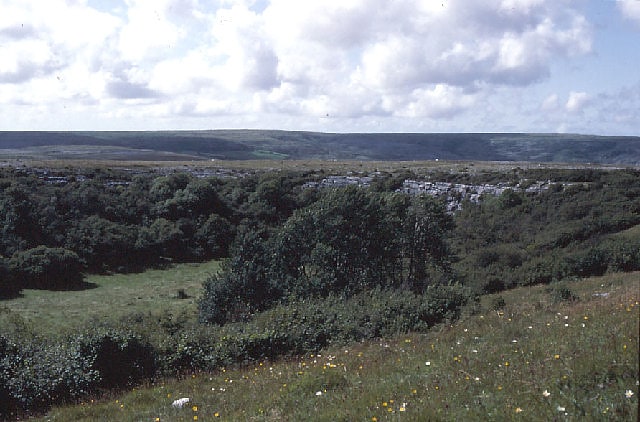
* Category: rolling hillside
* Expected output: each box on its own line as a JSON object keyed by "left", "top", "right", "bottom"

{"left": 1, "top": 131, "right": 639, "bottom": 164}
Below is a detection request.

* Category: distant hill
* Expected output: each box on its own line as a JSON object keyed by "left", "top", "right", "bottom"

{"left": 1, "top": 130, "right": 639, "bottom": 164}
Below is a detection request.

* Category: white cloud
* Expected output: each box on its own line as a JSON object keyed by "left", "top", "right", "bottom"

{"left": 619, "top": 0, "right": 640, "bottom": 26}
{"left": 1, "top": 0, "right": 626, "bottom": 133}
{"left": 541, "top": 93, "right": 559, "bottom": 111}
{"left": 565, "top": 91, "right": 591, "bottom": 113}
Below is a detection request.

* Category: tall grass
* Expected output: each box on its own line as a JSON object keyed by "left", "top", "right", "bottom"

{"left": 35, "top": 272, "right": 638, "bottom": 421}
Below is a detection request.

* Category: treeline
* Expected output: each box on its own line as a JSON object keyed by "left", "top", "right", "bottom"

{"left": 1, "top": 166, "right": 639, "bottom": 298}
{"left": 0, "top": 168, "right": 313, "bottom": 297}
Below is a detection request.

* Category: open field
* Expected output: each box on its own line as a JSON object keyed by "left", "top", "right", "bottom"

{"left": 33, "top": 271, "right": 638, "bottom": 421}
{"left": 0, "top": 261, "right": 220, "bottom": 337}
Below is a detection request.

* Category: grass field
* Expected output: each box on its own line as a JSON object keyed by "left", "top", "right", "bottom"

{"left": 30, "top": 271, "right": 638, "bottom": 421}
{"left": 0, "top": 260, "right": 220, "bottom": 337}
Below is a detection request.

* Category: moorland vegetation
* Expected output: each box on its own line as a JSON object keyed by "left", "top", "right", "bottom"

{"left": 0, "top": 163, "right": 638, "bottom": 419}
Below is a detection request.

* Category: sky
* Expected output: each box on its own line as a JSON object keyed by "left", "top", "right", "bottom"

{"left": 0, "top": 0, "right": 639, "bottom": 135}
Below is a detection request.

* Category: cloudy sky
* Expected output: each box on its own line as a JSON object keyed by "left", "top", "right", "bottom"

{"left": 1, "top": 0, "right": 639, "bottom": 134}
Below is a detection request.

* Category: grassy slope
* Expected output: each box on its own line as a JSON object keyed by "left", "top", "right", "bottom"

{"left": 0, "top": 261, "right": 220, "bottom": 336}
{"left": 34, "top": 271, "right": 638, "bottom": 422}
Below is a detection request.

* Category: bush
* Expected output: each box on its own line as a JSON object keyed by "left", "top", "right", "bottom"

{"left": 0, "top": 258, "right": 22, "bottom": 298}
{"left": 0, "top": 335, "right": 97, "bottom": 418}
{"left": 76, "top": 331, "right": 157, "bottom": 391}
{"left": 547, "top": 285, "right": 579, "bottom": 303}
{"left": 8, "top": 246, "right": 83, "bottom": 290}
{"left": 215, "top": 284, "right": 472, "bottom": 362}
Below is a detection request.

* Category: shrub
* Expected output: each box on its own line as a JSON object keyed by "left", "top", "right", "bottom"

{"left": 0, "top": 335, "right": 97, "bottom": 418}
{"left": 547, "top": 285, "right": 579, "bottom": 303}
{"left": 490, "top": 296, "right": 507, "bottom": 310}
{"left": 76, "top": 331, "right": 157, "bottom": 391}
{"left": 0, "top": 258, "right": 22, "bottom": 298}
{"left": 8, "top": 246, "right": 83, "bottom": 290}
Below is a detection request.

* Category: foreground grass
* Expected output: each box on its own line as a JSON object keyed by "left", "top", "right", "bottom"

{"left": 0, "top": 261, "right": 220, "bottom": 336}
{"left": 36, "top": 272, "right": 638, "bottom": 421}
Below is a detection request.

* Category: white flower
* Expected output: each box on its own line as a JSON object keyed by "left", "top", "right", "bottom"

{"left": 557, "top": 406, "right": 565, "bottom": 412}
{"left": 171, "top": 397, "right": 190, "bottom": 408}
{"left": 315, "top": 391, "right": 323, "bottom": 396}
{"left": 542, "top": 390, "right": 551, "bottom": 397}
{"left": 625, "top": 390, "right": 634, "bottom": 398}
{"left": 425, "top": 361, "right": 431, "bottom": 366}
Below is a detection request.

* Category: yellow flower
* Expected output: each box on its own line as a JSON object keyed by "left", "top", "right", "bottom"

{"left": 214, "top": 412, "right": 220, "bottom": 417}
{"left": 382, "top": 402, "right": 388, "bottom": 407}
{"left": 504, "top": 361, "right": 509, "bottom": 367}
{"left": 371, "top": 417, "right": 378, "bottom": 422}
{"left": 193, "top": 416, "right": 198, "bottom": 421}
{"left": 515, "top": 407, "right": 523, "bottom": 413}
{"left": 192, "top": 405, "right": 198, "bottom": 412}
{"left": 554, "top": 354, "right": 560, "bottom": 359}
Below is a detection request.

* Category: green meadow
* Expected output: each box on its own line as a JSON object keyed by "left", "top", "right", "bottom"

{"left": 26, "top": 270, "right": 638, "bottom": 421}
{"left": 0, "top": 261, "right": 220, "bottom": 336}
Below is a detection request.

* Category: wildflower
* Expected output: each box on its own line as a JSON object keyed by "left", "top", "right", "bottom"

{"left": 382, "top": 402, "right": 388, "bottom": 407}
{"left": 315, "top": 391, "right": 323, "bottom": 396}
{"left": 412, "top": 389, "right": 417, "bottom": 394}
{"left": 425, "top": 361, "right": 431, "bottom": 366}
{"left": 372, "top": 418, "right": 378, "bottom": 422}
{"left": 192, "top": 405, "right": 198, "bottom": 412}
{"left": 193, "top": 416, "right": 198, "bottom": 421}
{"left": 400, "top": 403, "right": 407, "bottom": 411}
{"left": 497, "top": 385, "right": 503, "bottom": 391}
{"left": 515, "top": 407, "right": 523, "bottom": 413}
{"left": 511, "top": 339, "right": 518, "bottom": 343}
{"left": 554, "top": 354, "right": 560, "bottom": 359}
{"left": 625, "top": 390, "right": 634, "bottom": 398}
{"left": 543, "top": 390, "right": 551, "bottom": 397}
{"left": 557, "top": 406, "right": 565, "bottom": 412}
{"left": 504, "top": 361, "right": 510, "bottom": 367}
{"left": 214, "top": 412, "right": 220, "bottom": 418}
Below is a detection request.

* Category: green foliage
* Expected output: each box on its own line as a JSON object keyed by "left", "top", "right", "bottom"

{"left": 453, "top": 169, "right": 640, "bottom": 293}
{"left": 76, "top": 331, "right": 157, "bottom": 391}
{"left": 8, "top": 246, "right": 83, "bottom": 290}
{"left": 547, "top": 284, "right": 579, "bottom": 303}
{"left": 0, "top": 335, "right": 97, "bottom": 418}
{"left": 0, "top": 258, "right": 21, "bottom": 298}
{"left": 200, "top": 187, "right": 454, "bottom": 325}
